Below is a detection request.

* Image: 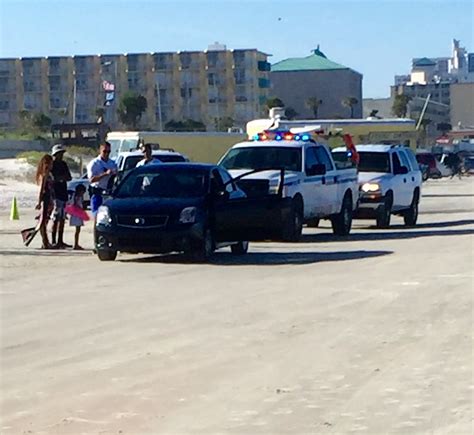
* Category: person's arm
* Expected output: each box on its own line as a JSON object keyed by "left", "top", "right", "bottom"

{"left": 88, "top": 160, "right": 113, "bottom": 183}
{"left": 64, "top": 162, "right": 72, "bottom": 182}
{"left": 36, "top": 175, "right": 46, "bottom": 209}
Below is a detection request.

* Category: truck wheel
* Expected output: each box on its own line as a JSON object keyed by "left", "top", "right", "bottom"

{"left": 97, "top": 249, "right": 117, "bottom": 261}
{"left": 403, "top": 191, "right": 419, "bottom": 227}
{"left": 306, "top": 218, "right": 320, "bottom": 228}
{"left": 376, "top": 196, "right": 392, "bottom": 229}
{"left": 230, "top": 241, "right": 249, "bottom": 255}
{"left": 331, "top": 194, "right": 352, "bottom": 236}
{"left": 188, "top": 228, "right": 214, "bottom": 262}
{"left": 282, "top": 201, "right": 303, "bottom": 242}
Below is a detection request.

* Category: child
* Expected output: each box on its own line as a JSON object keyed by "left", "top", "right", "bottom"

{"left": 69, "top": 184, "right": 88, "bottom": 250}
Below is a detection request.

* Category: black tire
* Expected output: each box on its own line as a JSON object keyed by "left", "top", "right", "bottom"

{"left": 331, "top": 194, "right": 353, "bottom": 236}
{"left": 230, "top": 241, "right": 249, "bottom": 255}
{"left": 403, "top": 191, "right": 419, "bottom": 227}
{"left": 189, "top": 228, "right": 214, "bottom": 262}
{"left": 97, "top": 249, "right": 117, "bottom": 261}
{"left": 282, "top": 200, "right": 303, "bottom": 242}
{"left": 306, "top": 218, "right": 320, "bottom": 228}
{"left": 376, "top": 195, "right": 392, "bottom": 229}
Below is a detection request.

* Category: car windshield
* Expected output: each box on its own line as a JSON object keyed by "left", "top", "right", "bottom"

{"left": 358, "top": 152, "right": 391, "bottom": 173}
{"left": 115, "top": 167, "right": 208, "bottom": 199}
{"left": 332, "top": 151, "right": 356, "bottom": 169}
{"left": 220, "top": 146, "right": 302, "bottom": 172}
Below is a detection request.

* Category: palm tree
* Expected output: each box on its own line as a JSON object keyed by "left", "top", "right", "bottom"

{"left": 306, "top": 97, "right": 322, "bottom": 119}
{"left": 342, "top": 97, "right": 359, "bottom": 118}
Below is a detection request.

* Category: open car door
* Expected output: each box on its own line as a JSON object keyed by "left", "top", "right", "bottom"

{"left": 212, "top": 168, "right": 293, "bottom": 242}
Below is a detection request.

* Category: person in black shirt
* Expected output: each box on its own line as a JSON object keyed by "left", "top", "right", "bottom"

{"left": 50, "top": 144, "right": 72, "bottom": 248}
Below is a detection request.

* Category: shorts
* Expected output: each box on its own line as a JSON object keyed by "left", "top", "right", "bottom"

{"left": 52, "top": 199, "right": 67, "bottom": 221}
{"left": 91, "top": 194, "right": 103, "bottom": 214}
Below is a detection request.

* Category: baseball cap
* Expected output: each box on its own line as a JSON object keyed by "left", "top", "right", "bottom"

{"left": 51, "top": 144, "right": 66, "bottom": 156}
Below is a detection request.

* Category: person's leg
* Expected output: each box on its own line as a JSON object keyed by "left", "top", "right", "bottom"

{"left": 39, "top": 201, "right": 51, "bottom": 248}
{"left": 73, "top": 227, "right": 82, "bottom": 249}
{"left": 51, "top": 220, "right": 58, "bottom": 245}
{"left": 91, "top": 194, "right": 103, "bottom": 214}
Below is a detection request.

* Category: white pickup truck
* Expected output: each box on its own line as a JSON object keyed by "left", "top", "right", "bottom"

{"left": 219, "top": 131, "right": 359, "bottom": 241}
{"left": 332, "top": 144, "right": 422, "bottom": 228}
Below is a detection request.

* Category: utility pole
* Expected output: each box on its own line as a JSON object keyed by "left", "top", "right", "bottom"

{"left": 72, "top": 77, "right": 77, "bottom": 124}
{"left": 155, "top": 73, "right": 163, "bottom": 131}
{"left": 416, "top": 93, "right": 431, "bottom": 130}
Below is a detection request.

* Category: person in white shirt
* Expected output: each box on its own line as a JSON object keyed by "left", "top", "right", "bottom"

{"left": 87, "top": 142, "right": 118, "bottom": 213}
{"left": 136, "top": 143, "right": 161, "bottom": 167}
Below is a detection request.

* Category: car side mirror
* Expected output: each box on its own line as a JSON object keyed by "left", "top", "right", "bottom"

{"left": 395, "top": 166, "right": 409, "bottom": 175}
{"left": 307, "top": 163, "right": 326, "bottom": 176}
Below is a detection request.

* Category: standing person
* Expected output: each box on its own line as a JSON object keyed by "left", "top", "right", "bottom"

{"left": 50, "top": 144, "right": 72, "bottom": 248}
{"left": 69, "top": 184, "right": 87, "bottom": 250}
{"left": 87, "top": 141, "right": 117, "bottom": 214}
{"left": 136, "top": 143, "right": 161, "bottom": 167}
{"left": 35, "top": 154, "right": 55, "bottom": 249}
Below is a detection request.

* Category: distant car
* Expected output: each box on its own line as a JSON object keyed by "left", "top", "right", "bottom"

{"left": 416, "top": 152, "right": 452, "bottom": 178}
{"left": 94, "top": 163, "right": 292, "bottom": 261}
{"left": 332, "top": 144, "right": 422, "bottom": 228}
{"left": 67, "top": 150, "right": 188, "bottom": 207}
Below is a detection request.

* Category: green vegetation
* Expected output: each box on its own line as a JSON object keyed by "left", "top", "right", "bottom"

{"left": 392, "top": 95, "right": 411, "bottom": 118}
{"left": 117, "top": 92, "right": 148, "bottom": 129}
{"left": 306, "top": 97, "right": 322, "bottom": 119}
{"left": 164, "top": 119, "right": 207, "bottom": 132}
{"left": 214, "top": 116, "right": 234, "bottom": 132}
{"left": 266, "top": 97, "right": 285, "bottom": 109}
{"left": 342, "top": 97, "right": 359, "bottom": 118}
{"left": 284, "top": 107, "right": 298, "bottom": 120}
{"left": 16, "top": 145, "right": 97, "bottom": 173}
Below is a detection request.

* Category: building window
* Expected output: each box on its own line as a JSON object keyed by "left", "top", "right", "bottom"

{"left": 0, "top": 78, "right": 8, "bottom": 93}
{"left": 208, "top": 73, "right": 217, "bottom": 86}
{"left": 207, "top": 52, "right": 218, "bottom": 68}
{"left": 234, "top": 69, "right": 246, "bottom": 85}
{"left": 0, "top": 100, "right": 10, "bottom": 110}
{"left": 49, "top": 76, "right": 61, "bottom": 91}
{"left": 180, "top": 53, "right": 192, "bottom": 69}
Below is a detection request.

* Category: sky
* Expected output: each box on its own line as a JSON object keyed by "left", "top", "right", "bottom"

{"left": 1, "top": 0, "right": 473, "bottom": 98}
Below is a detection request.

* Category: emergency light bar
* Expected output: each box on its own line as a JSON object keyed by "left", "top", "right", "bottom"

{"left": 252, "top": 130, "right": 312, "bottom": 142}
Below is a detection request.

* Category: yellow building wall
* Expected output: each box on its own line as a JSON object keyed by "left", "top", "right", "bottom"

{"left": 140, "top": 133, "right": 247, "bottom": 163}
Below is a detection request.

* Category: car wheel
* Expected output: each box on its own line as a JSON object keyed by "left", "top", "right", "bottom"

{"left": 403, "top": 191, "right": 419, "bottom": 227}
{"left": 282, "top": 201, "right": 303, "bottom": 242}
{"left": 306, "top": 218, "right": 320, "bottom": 228}
{"left": 97, "top": 249, "right": 117, "bottom": 261}
{"left": 331, "top": 194, "right": 352, "bottom": 236}
{"left": 376, "top": 196, "right": 392, "bottom": 229}
{"left": 230, "top": 241, "right": 249, "bottom": 255}
{"left": 189, "top": 228, "right": 214, "bottom": 262}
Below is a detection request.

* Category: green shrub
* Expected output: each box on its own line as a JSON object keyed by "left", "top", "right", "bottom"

{"left": 16, "top": 151, "right": 80, "bottom": 172}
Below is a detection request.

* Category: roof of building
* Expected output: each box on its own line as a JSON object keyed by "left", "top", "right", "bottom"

{"left": 271, "top": 48, "right": 348, "bottom": 72}
{"left": 413, "top": 57, "right": 437, "bottom": 67}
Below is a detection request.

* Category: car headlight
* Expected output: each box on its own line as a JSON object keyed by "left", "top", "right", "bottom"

{"left": 96, "top": 206, "right": 112, "bottom": 226}
{"left": 361, "top": 182, "right": 381, "bottom": 193}
{"left": 179, "top": 207, "right": 197, "bottom": 224}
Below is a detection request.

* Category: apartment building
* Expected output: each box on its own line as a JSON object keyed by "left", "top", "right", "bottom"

{"left": 0, "top": 45, "right": 271, "bottom": 131}
{"left": 270, "top": 47, "right": 363, "bottom": 119}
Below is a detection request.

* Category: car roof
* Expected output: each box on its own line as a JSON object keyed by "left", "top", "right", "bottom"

{"left": 232, "top": 140, "right": 322, "bottom": 149}
{"left": 134, "top": 162, "right": 216, "bottom": 171}
{"left": 118, "top": 150, "right": 183, "bottom": 158}
{"left": 333, "top": 144, "right": 403, "bottom": 153}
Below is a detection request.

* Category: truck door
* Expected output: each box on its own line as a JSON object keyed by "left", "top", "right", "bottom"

{"left": 314, "top": 146, "right": 339, "bottom": 214}
{"left": 302, "top": 146, "right": 325, "bottom": 217}
{"left": 391, "top": 151, "right": 411, "bottom": 208}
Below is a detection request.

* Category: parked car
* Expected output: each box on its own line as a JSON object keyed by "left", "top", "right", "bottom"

{"left": 94, "top": 163, "right": 293, "bottom": 261}
{"left": 219, "top": 130, "right": 359, "bottom": 240}
{"left": 67, "top": 150, "right": 188, "bottom": 207}
{"left": 332, "top": 144, "right": 422, "bottom": 228}
{"left": 416, "top": 151, "right": 452, "bottom": 178}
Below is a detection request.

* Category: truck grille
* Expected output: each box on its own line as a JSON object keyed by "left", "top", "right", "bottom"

{"left": 236, "top": 179, "right": 270, "bottom": 198}
{"left": 117, "top": 215, "right": 168, "bottom": 228}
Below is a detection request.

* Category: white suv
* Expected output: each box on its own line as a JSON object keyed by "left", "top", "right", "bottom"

{"left": 332, "top": 144, "right": 422, "bottom": 228}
